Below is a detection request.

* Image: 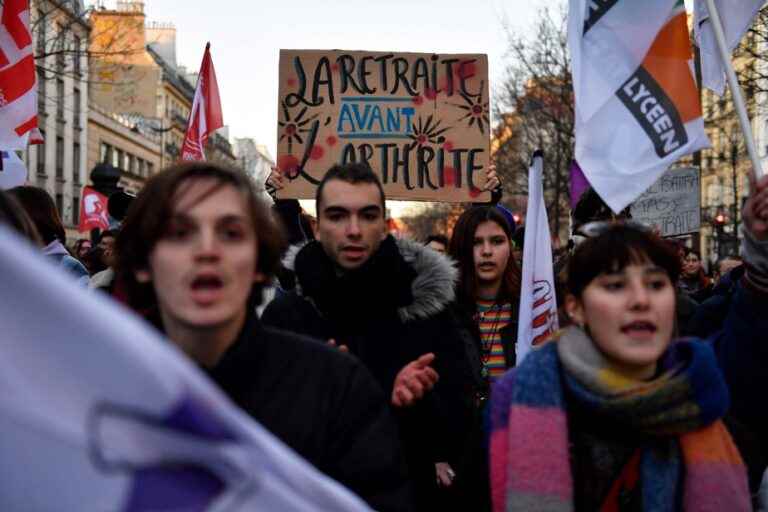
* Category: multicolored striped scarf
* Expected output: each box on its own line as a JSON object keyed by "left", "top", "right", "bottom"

{"left": 477, "top": 299, "right": 513, "bottom": 381}
{"left": 490, "top": 326, "right": 750, "bottom": 512}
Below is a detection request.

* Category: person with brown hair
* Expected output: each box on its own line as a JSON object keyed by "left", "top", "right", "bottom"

{"left": 114, "top": 161, "right": 412, "bottom": 511}
{"left": 439, "top": 205, "right": 521, "bottom": 512}
{"left": 8, "top": 186, "right": 89, "bottom": 284}
{"left": 0, "top": 189, "right": 42, "bottom": 245}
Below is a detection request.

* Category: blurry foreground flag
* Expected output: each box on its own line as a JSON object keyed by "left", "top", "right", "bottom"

{"left": 0, "top": 150, "right": 27, "bottom": 189}
{"left": 181, "top": 43, "right": 223, "bottom": 161}
{"left": 0, "top": 225, "right": 370, "bottom": 512}
{"left": 569, "top": 0, "right": 709, "bottom": 213}
{"left": 694, "top": 0, "right": 764, "bottom": 96}
{"left": 516, "top": 152, "right": 559, "bottom": 364}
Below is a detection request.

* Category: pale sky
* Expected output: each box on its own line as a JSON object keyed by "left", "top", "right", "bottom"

{"left": 136, "top": 0, "right": 562, "bottom": 158}
{"left": 97, "top": 0, "right": 696, "bottom": 217}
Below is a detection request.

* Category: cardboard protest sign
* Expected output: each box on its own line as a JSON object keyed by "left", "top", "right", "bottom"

{"left": 276, "top": 50, "right": 490, "bottom": 202}
{"left": 630, "top": 166, "right": 701, "bottom": 237}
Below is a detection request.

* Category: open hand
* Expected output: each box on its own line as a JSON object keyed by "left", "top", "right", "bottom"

{"left": 391, "top": 353, "right": 439, "bottom": 407}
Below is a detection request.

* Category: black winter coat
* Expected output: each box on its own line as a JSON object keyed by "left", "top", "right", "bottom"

{"left": 207, "top": 311, "right": 412, "bottom": 512}
{"left": 261, "top": 236, "right": 475, "bottom": 509}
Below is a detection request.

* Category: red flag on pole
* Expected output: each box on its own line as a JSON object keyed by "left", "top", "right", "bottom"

{"left": 0, "top": 0, "right": 43, "bottom": 149}
{"left": 78, "top": 187, "right": 109, "bottom": 232}
{"left": 180, "top": 43, "right": 223, "bottom": 161}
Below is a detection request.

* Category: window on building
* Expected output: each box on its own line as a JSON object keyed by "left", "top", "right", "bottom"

{"left": 73, "top": 88, "right": 81, "bottom": 128}
{"left": 55, "top": 24, "right": 65, "bottom": 72}
{"left": 73, "top": 35, "right": 81, "bottom": 76}
{"left": 147, "top": 162, "right": 154, "bottom": 177}
{"left": 127, "top": 154, "right": 136, "bottom": 175}
{"left": 36, "top": 10, "right": 46, "bottom": 55}
{"left": 114, "top": 149, "right": 124, "bottom": 170}
{"left": 55, "top": 193, "right": 64, "bottom": 218}
{"left": 72, "top": 195, "right": 80, "bottom": 225}
{"left": 56, "top": 136, "right": 64, "bottom": 179}
{"left": 37, "top": 66, "right": 46, "bottom": 114}
{"left": 137, "top": 158, "right": 146, "bottom": 177}
{"left": 100, "top": 142, "right": 112, "bottom": 163}
{"left": 37, "top": 130, "right": 46, "bottom": 175}
{"left": 56, "top": 78, "right": 64, "bottom": 119}
{"left": 73, "top": 142, "right": 81, "bottom": 183}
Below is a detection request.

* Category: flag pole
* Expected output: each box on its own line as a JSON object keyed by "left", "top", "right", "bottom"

{"left": 703, "top": 0, "right": 765, "bottom": 179}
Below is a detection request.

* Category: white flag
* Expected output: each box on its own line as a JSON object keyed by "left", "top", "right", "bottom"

{"left": 0, "top": 150, "right": 27, "bottom": 189}
{"left": 694, "top": 0, "right": 765, "bottom": 96}
{"left": 0, "top": 225, "right": 370, "bottom": 512}
{"left": 516, "top": 152, "right": 559, "bottom": 364}
{"left": 569, "top": 0, "right": 710, "bottom": 213}
{"left": 0, "top": 0, "right": 41, "bottom": 149}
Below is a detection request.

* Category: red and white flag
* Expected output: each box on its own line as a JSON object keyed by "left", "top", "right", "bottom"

{"left": 516, "top": 152, "right": 559, "bottom": 363}
{"left": 180, "top": 43, "right": 223, "bottom": 161}
{"left": 78, "top": 186, "right": 110, "bottom": 232}
{"left": 0, "top": 0, "right": 42, "bottom": 149}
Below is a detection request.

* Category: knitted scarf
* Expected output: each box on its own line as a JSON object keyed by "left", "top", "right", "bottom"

{"left": 489, "top": 326, "right": 750, "bottom": 512}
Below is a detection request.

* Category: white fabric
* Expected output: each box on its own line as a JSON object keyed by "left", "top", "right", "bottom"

{"left": 0, "top": 2, "right": 37, "bottom": 149}
{"left": 694, "top": 0, "right": 765, "bottom": 96}
{"left": 0, "top": 225, "right": 370, "bottom": 512}
{"left": 569, "top": 0, "right": 678, "bottom": 124}
{"left": 516, "top": 154, "right": 559, "bottom": 364}
{"left": 569, "top": 1, "right": 710, "bottom": 212}
{"left": 0, "top": 150, "right": 27, "bottom": 189}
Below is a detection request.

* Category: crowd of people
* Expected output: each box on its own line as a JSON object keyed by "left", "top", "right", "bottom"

{"left": 1, "top": 159, "right": 767, "bottom": 511}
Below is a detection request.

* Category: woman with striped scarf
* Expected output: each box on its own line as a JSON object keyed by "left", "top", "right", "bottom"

{"left": 489, "top": 172, "right": 768, "bottom": 512}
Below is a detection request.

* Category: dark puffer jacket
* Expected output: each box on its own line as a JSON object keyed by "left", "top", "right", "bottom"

{"left": 207, "top": 311, "right": 412, "bottom": 512}
{"left": 261, "top": 236, "right": 475, "bottom": 510}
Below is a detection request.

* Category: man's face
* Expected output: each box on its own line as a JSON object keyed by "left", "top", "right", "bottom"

{"left": 135, "top": 179, "right": 262, "bottom": 333}
{"left": 316, "top": 180, "right": 387, "bottom": 270}
{"left": 98, "top": 235, "right": 116, "bottom": 267}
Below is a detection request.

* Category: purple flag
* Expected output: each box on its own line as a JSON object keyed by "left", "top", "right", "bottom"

{"left": 569, "top": 160, "right": 590, "bottom": 209}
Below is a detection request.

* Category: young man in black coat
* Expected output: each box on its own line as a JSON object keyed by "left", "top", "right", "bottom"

{"left": 114, "top": 162, "right": 412, "bottom": 512}
{"left": 262, "top": 163, "right": 475, "bottom": 509}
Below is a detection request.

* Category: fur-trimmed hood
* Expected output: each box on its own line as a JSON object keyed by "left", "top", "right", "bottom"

{"left": 282, "top": 237, "right": 458, "bottom": 323}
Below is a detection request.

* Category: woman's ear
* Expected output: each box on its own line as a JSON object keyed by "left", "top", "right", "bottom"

{"left": 565, "top": 293, "right": 585, "bottom": 327}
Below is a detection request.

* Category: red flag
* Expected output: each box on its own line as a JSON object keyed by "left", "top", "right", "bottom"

{"left": 0, "top": 0, "right": 42, "bottom": 149}
{"left": 180, "top": 43, "right": 223, "bottom": 161}
{"left": 78, "top": 187, "right": 110, "bottom": 232}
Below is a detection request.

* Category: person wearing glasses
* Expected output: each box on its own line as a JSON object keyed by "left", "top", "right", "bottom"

{"left": 490, "top": 174, "right": 768, "bottom": 510}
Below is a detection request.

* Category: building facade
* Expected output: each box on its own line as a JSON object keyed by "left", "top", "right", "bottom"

{"left": 25, "top": 0, "right": 90, "bottom": 230}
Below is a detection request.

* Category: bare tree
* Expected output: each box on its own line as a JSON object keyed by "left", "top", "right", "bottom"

{"left": 399, "top": 202, "right": 453, "bottom": 242}
{"left": 494, "top": 6, "right": 573, "bottom": 239}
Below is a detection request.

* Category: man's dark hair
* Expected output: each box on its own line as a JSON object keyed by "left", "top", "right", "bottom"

{"left": 567, "top": 225, "right": 681, "bottom": 298}
{"left": 98, "top": 229, "right": 119, "bottom": 242}
{"left": 449, "top": 206, "right": 521, "bottom": 306}
{"left": 8, "top": 185, "right": 66, "bottom": 245}
{"left": 315, "top": 163, "right": 385, "bottom": 213}
{"left": 572, "top": 187, "right": 632, "bottom": 234}
{"left": 115, "top": 162, "right": 286, "bottom": 312}
{"left": 425, "top": 234, "right": 448, "bottom": 248}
